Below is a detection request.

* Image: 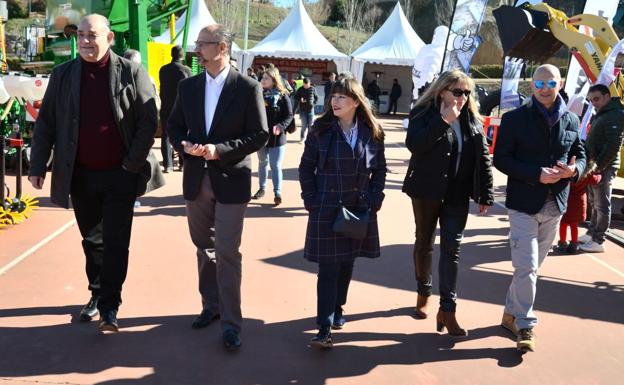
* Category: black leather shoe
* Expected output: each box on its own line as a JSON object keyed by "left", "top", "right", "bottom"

{"left": 309, "top": 327, "right": 332, "bottom": 349}
{"left": 332, "top": 309, "right": 346, "bottom": 330}
{"left": 79, "top": 296, "right": 99, "bottom": 322}
{"left": 251, "top": 189, "right": 265, "bottom": 199}
{"left": 191, "top": 309, "right": 220, "bottom": 329}
{"left": 223, "top": 329, "right": 242, "bottom": 351}
{"left": 98, "top": 309, "right": 119, "bottom": 332}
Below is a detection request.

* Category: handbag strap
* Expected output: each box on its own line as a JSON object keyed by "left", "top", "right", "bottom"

{"left": 334, "top": 123, "right": 370, "bottom": 209}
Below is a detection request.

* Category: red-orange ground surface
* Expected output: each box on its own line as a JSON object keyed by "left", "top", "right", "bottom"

{"left": 0, "top": 116, "right": 622, "bottom": 385}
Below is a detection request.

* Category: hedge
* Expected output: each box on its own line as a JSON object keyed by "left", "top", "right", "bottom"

{"left": 470, "top": 64, "right": 568, "bottom": 79}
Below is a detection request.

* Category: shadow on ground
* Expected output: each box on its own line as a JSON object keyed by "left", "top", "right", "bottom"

{"left": 0, "top": 306, "right": 522, "bottom": 385}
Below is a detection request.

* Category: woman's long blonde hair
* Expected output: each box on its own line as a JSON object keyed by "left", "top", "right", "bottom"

{"left": 314, "top": 77, "right": 384, "bottom": 141}
{"left": 415, "top": 69, "right": 483, "bottom": 123}
{"left": 263, "top": 67, "right": 288, "bottom": 95}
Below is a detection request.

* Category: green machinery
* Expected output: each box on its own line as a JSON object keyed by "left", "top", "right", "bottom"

{"left": 44, "top": 0, "right": 194, "bottom": 66}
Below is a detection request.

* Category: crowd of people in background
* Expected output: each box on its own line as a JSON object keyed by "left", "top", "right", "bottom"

{"left": 26, "top": 17, "right": 624, "bottom": 357}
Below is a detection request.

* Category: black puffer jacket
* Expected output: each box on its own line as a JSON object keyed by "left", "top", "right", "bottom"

{"left": 263, "top": 89, "right": 294, "bottom": 147}
{"left": 402, "top": 104, "right": 494, "bottom": 206}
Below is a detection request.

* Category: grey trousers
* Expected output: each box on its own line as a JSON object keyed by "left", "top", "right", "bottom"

{"left": 505, "top": 199, "right": 561, "bottom": 330}
{"left": 587, "top": 167, "right": 617, "bottom": 244}
{"left": 186, "top": 171, "right": 247, "bottom": 333}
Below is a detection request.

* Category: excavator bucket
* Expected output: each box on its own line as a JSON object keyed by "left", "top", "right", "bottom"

{"left": 493, "top": 5, "right": 563, "bottom": 63}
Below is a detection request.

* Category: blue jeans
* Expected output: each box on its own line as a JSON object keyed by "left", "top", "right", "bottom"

{"left": 316, "top": 261, "right": 354, "bottom": 327}
{"left": 505, "top": 199, "right": 561, "bottom": 330}
{"left": 300, "top": 111, "right": 314, "bottom": 141}
{"left": 257, "top": 145, "right": 285, "bottom": 194}
{"left": 587, "top": 167, "right": 617, "bottom": 244}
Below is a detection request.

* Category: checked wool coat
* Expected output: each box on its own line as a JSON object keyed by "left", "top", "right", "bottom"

{"left": 298, "top": 120, "right": 387, "bottom": 263}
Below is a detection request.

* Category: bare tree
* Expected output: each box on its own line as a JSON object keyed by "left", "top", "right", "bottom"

{"left": 305, "top": 0, "right": 330, "bottom": 24}
{"left": 208, "top": 0, "right": 244, "bottom": 37}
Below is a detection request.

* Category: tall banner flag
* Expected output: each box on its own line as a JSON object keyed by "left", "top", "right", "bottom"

{"left": 441, "top": 0, "right": 488, "bottom": 73}
{"left": 500, "top": 57, "right": 524, "bottom": 110}
{"left": 563, "top": 0, "right": 619, "bottom": 97}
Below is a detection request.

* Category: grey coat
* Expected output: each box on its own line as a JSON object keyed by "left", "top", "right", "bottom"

{"left": 29, "top": 51, "right": 165, "bottom": 209}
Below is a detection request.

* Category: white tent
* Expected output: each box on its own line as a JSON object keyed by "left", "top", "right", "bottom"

{"left": 350, "top": 2, "right": 425, "bottom": 113}
{"left": 350, "top": 2, "right": 425, "bottom": 81}
{"left": 242, "top": 0, "right": 349, "bottom": 74}
{"left": 154, "top": 0, "right": 241, "bottom": 55}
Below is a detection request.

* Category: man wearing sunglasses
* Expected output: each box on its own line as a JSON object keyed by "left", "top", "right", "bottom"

{"left": 579, "top": 84, "right": 624, "bottom": 253}
{"left": 494, "top": 64, "right": 586, "bottom": 352}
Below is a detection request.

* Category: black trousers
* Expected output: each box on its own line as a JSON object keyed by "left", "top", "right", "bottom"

{"left": 316, "top": 261, "right": 354, "bottom": 328}
{"left": 70, "top": 167, "right": 137, "bottom": 311}
{"left": 388, "top": 97, "right": 399, "bottom": 114}
{"left": 160, "top": 115, "right": 173, "bottom": 169}
{"left": 411, "top": 198, "right": 469, "bottom": 312}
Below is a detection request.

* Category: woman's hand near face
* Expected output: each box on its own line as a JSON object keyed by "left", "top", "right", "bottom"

{"left": 440, "top": 99, "right": 461, "bottom": 124}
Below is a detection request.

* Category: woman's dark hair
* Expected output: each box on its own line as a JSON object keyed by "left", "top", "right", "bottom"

{"left": 313, "top": 77, "right": 384, "bottom": 142}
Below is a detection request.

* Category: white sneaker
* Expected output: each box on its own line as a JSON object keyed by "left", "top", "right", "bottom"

{"left": 578, "top": 233, "right": 592, "bottom": 244}
{"left": 579, "top": 240, "right": 605, "bottom": 253}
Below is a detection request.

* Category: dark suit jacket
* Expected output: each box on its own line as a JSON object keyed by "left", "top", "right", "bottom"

{"left": 159, "top": 60, "right": 192, "bottom": 121}
{"left": 167, "top": 68, "right": 269, "bottom": 203}
{"left": 494, "top": 98, "right": 586, "bottom": 215}
{"left": 29, "top": 51, "right": 165, "bottom": 209}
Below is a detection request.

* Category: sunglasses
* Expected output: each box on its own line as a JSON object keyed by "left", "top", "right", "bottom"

{"left": 447, "top": 88, "right": 471, "bottom": 97}
{"left": 533, "top": 79, "right": 558, "bottom": 89}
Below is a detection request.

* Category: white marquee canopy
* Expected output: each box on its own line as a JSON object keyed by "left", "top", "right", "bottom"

{"left": 350, "top": 2, "right": 425, "bottom": 81}
{"left": 242, "top": 0, "right": 349, "bottom": 73}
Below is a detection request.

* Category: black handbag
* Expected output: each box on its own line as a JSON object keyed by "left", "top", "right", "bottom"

{"left": 332, "top": 203, "right": 370, "bottom": 240}
{"left": 330, "top": 128, "right": 370, "bottom": 240}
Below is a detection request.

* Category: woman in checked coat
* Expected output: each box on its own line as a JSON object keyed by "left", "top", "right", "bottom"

{"left": 298, "top": 76, "right": 387, "bottom": 349}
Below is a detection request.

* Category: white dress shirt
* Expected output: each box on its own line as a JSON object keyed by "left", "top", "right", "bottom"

{"left": 204, "top": 65, "right": 230, "bottom": 137}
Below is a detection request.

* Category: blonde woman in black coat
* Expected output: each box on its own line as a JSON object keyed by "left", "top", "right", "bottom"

{"left": 402, "top": 70, "right": 494, "bottom": 336}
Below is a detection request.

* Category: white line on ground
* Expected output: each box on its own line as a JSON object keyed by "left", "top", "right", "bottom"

{"left": 0, "top": 219, "right": 76, "bottom": 277}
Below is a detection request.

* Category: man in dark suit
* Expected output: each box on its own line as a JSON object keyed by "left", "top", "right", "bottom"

{"left": 159, "top": 45, "right": 192, "bottom": 172}
{"left": 28, "top": 14, "right": 164, "bottom": 332}
{"left": 388, "top": 78, "right": 402, "bottom": 115}
{"left": 323, "top": 72, "right": 336, "bottom": 110}
{"left": 167, "top": 24, "right": 269, "bottom": 351}
{"left": 494, "top": 64, "right": 585, "bottom": 352}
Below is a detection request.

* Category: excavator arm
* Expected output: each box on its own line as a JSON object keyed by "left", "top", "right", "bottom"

{"left": 494, "top": 2, "right": 623, "bottom": 98}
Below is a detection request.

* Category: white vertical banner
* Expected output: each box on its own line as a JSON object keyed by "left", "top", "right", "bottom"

{"left": 563, "top": 0, "right": 619, "bottom": 97}
{"left": 441, "top": 0, "right": 489, "bottom": 73}
{"left": 500, "top": 57, "right": 524, "bottom": 110}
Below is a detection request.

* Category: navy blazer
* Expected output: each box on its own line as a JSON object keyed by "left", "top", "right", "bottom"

{"left": 493, "top": 99, "right": 586, "bottom": 215}
{"left": 167, "top": 68, "right": 269, "bottom": 203}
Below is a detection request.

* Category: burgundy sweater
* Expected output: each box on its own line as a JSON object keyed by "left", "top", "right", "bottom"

{"left": 76, "top": 50, "right": 125, "bottom": 170}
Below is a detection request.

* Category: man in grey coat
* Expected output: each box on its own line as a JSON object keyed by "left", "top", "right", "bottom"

{"left": 28, "top": 14, "right": 164, "bottom": 332}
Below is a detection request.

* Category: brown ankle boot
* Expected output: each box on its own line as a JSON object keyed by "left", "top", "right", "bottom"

{"left": 415, "top": 294, "right": 430, "bottom": 319}
{"left": 436, "top": 309, "right": 468, "bottom": 336}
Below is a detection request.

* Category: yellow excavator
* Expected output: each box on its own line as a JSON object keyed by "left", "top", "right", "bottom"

{"left": 494, "top": 2, "right": 624, "bottom": 98}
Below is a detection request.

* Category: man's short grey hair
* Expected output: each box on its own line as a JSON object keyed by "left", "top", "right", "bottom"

{"left": 123, "top": 49, "right": 142, "bottom": 64}
{"left": 200, "top": 24, "right": 235, "bottom": 56}
{"left": 80, "top": 14, "right": 111, "bottom": 32}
